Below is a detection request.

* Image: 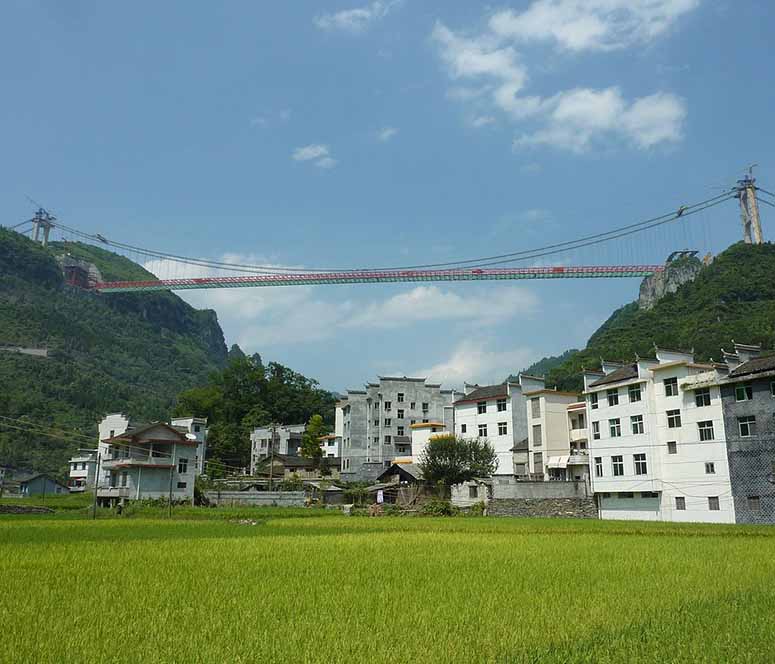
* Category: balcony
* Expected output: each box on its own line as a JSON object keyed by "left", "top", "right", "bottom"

{"left": 96, "top": 486, "right": 131, "bottom": 499}
{"left": 568, "top": 450, "right": 589, "bottom": 465}
{"left": 568, "top": 428, "right": 588, "bottom": 443}
{"left": 101, "top": 455, "right": 173, "bottom": 470}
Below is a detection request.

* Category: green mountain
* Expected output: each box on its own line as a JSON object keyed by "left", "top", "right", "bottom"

{"left": 548, "top": 242, "right": 775, "bottom": 391}
{"left": 0, "top": 228, "right": 228, "bottom": 474}
{"left": 507, "top": 349, "right": 579, "bottom": 382}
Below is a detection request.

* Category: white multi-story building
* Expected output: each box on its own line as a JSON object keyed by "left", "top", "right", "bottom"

{"left": 249, "top": 425, "right": 305, "bottom": 475}
{"left": 524, "top": 388, "right": 581, "bottom": 479}
{"left": 585, "top": 348, "right": 734, "bottom": 523}
{"left": 318, "top": 435, "right": 340, "bottom": 458}
{"left": 68, "top": 452, "right": 97, "bottom": 492}
{"left": 171, "top": 417, "right": 208, "bottom": 475}
{"left": 453, "top": 376, "right": 543, "bottom": 478}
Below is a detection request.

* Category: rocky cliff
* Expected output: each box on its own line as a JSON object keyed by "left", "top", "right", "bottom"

{"left": 638, "top": 254, "right": 703, "bottom": 310}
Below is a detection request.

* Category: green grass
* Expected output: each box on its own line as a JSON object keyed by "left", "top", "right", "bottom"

{"left": 2, "top": 514, "right": 775, "bottom": 663}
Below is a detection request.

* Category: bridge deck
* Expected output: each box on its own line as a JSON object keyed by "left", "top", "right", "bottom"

{"left": 92, "top": 265, "right": 664, "bottom": 292}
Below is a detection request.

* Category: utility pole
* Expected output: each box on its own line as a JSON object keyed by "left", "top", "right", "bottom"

{"left": 268, "top": 422, "right": 278, "bottom": 492}
{"left": 736, "top": 166, "right": 764, "bottom": 245}
{"left": 91, "top": 451, "right": 102, "bottom": 520}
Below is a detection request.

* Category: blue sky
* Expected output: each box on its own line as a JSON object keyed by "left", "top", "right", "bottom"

{"left": 2, "top": 1, "right": 774, "bottom": 391}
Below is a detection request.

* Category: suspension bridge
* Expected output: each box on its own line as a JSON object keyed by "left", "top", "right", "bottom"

{"left": 6, "top": 175, "right": 770, "bottom": 294}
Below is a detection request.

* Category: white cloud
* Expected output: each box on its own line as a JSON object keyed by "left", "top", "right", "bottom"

{"left": 417, "top": 339, "right": 536, "bottom": 386}
{"left": 432, "top": 0, "right": 697, "bottom": 152}
{"left": 292, "top": 144, "right": 338, "bottom": 169}
{"left": 489, "top": 0, "right": 699, "bottom": 52}
{"left": 314, "top": 1, "right": 400, "bottom": 33}
{"left": 315, "top": 156, "right": 338, "bottom": 169}
{"left": 471, "top": 115, "right": 496, "bottom": 128}
{"left": 377, "top": 126, "right": 399, "bottom": 142}
{"left": 143, "top": 256, "right": 539, "bottom": 349}
{"left": 344, "top": 285, "right": 538, "bottom": 329}
{"left": 520, "top": 162, "right": 542, "bottom": 175}
{"left": 292, "top": 144, "right": 329, "bottom": 161}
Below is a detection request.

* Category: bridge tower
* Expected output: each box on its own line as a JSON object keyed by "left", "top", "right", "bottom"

{"left": 30, "top": 208, "right": 56, "bottom": 247}
{"left": 736, "top": 170, "right": 763, "bottom": 244}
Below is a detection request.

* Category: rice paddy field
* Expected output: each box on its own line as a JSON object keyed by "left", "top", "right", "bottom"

{"left": 2, "top": 506, "right": 775, "bottom": 663}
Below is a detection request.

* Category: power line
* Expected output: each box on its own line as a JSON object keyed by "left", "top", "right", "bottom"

{"left": 756, "top": 196, "right": 775, "bottom": 209}
{"left": 755, "top": 186, "right": 775, "bottom": 199}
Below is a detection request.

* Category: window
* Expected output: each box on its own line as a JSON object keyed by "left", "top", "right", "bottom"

{"left": 533, "top": 452, "right": 543, "bottom": 474}
{"left": 178, "top": 458, "right": 188, "bottom": 474}
{"left": 497, "top": 398, "right": 507, "bottom": 412}
{"left": 634, "top": 453, "right": 647, "bottom": 475}
{"left": 664, "top": 377, "right": 678, "bottom": 397}
{"left": 384, "top": 419, "right": 391, "bottom": 427}
{"left": 469, "top": 486, "right": 479, "bottom": 499}
{"left": 609, "top": 418, "right": 621, "bottom": 438}
{"left": 612, "top": 456, "right": 624, "bottom": 476}
{"left": 735, "top": 384, "right": 753, "bottom": 402}
{"left": 592, "top": 421, "right": 600, "bottom": 440}
{"left": 748, "top": 496, "right": 761, "bottom": 512}
{"left": 675, "top": 496, "right": 686, "bottom": 510}
{"left": 618, "top": 492, "right": 634, "bottom": 499}
{"left": 373, "top": 437, "right": 379, "bottom": 443}
{"left": 109, "top": 429, "right": 115, "bottom": 438}
{"left": 374, "top": 419, "right": 379, "bottom": 427}
{"left": 641, "top": 492, "right": 658, "bottom": 498}
{"left": 771, "top": 383, "right": 775, "bottom": 398}
{"left": 631, "top": 415, "right": 644, "bottom": 435}
{"left": 628, "top": 384, "right": 642, "bottom": 402}
{"left": 410, "top": 402, "right": 416, "bottom": 409}
{"left": 590, "top": 393, "right": 598, "bottom": 410}
{"left": 373, "top": 404, "right": 379, "bottom": 412}
{"left": 478, "top": 424, "right": 488, "bottom": 437}
{"left": 705, "top": 462, "right": 716, "bottom": 474}
{"left": 384, "top": 401, "right": 391, "bottom": 411}
{"left": 384, "top": 435, "right": 391, "bottom": 443}
{"left": 422, "top": 419, "right": 428, "bottom": 424}
{"left": 397, "top": 426, "right": 404, "bottom": 436}
{"left": 422, "top": 402, "right": 429, "bottom": 413}
{"left": 498, "top": 422, "right": 508, "bottom": 436}
{"left": 410, "top": 420, "right": 416, "bottom": 425}
{"left": 594, "top": 457, "right": 603, "bottom": 477}
{"left": 461, "top": 424, "right": 467, "bottom": 434}
{"left": 708, "top": 496, "right": 720, "bottom": 511}
{"left": 532, "top": 424, "right": 542, "bottom": 446}
{"left": 397, "top": 393, "right": 404, "bottom": 403}
{"left": 698, "top": 420, "right": 715, "bottom": 441}
{"left": 477, "top": 401, "right": 487, "bottom": 414}
{"left": 600, "top": 492, "right": 611, "bottom": 499}
{"left": 194, "top": 424, "right": 201, "bottom": 433}
{"left": 531, "top": 398, "right": 541, "bottom": 418}
{"left": 738, "top": 416, "right": 757, "bottom": 437}
{"left": 177, "top": 481, "right": 187, "bottom": 489}
{"left": 667, "top": 409, "right": 682, "bottom": 428}
{"left": 120, "top": 471, "right": 128, "bottom": 488}
{"left": 667, "top": 441, "right": 677, "bottom": 455}
{"left": 607, "top": 389, "right": 619, "bottom": 407}
{"left": 397, "top": 409, "right": 404, "bottom": 419}
{"left": 695, "top": 388, "right": 711, "bottom": 407}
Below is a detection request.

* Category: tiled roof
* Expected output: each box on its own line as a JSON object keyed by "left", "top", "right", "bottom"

{"left": 454, "top": 384, "right": 506, "bottom": 404}
{"left": 729, "top": 355, "right": 775, "bottom": 378}
{"left": 589, "top": 364, "right": 639, "bottom": 388}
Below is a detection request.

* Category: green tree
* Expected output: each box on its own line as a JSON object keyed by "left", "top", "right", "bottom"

{"left": 300, "top": 414, "right": 327, "bottom": 463}
{"left": 418, "top": 434, "right": 498, "bottom": 490}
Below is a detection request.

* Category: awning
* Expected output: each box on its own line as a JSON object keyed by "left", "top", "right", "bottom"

{"left": 547, "top": 455, "right": 570, "bottom": 469}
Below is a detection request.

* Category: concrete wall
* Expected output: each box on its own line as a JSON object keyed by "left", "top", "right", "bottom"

{"left": 205, "top": 491, "right": 305, "bottom": 507}
{"left": 492, "top": 480, "right": 589, "bottom": 500}
{"left": 722, "top": 377, "right": 775, "bottom": 524}
{"left": 488, "top": 498, "right": 597, "bottom": 519}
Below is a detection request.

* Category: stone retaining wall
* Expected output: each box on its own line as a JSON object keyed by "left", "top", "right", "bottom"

{"left": 488, "top": 497, "right": 598, "bottom": 519}
{"left": 205, "top": 491, "right": 305, "bottom": 507}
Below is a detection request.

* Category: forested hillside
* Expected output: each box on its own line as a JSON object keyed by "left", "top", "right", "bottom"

{"left": 548, "top": 242, "right": 775, "bottom": 391}
{"left": 0, "top": 229, "right": 229, "bottom": 473}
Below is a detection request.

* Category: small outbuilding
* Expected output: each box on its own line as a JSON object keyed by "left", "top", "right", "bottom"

{"left": 19, "top": 474, "right": 69, "bottom": 497}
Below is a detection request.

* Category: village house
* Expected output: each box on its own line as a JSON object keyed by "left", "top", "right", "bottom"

{"left": 97, "top": 422, "right": 199, "bottom": 505}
